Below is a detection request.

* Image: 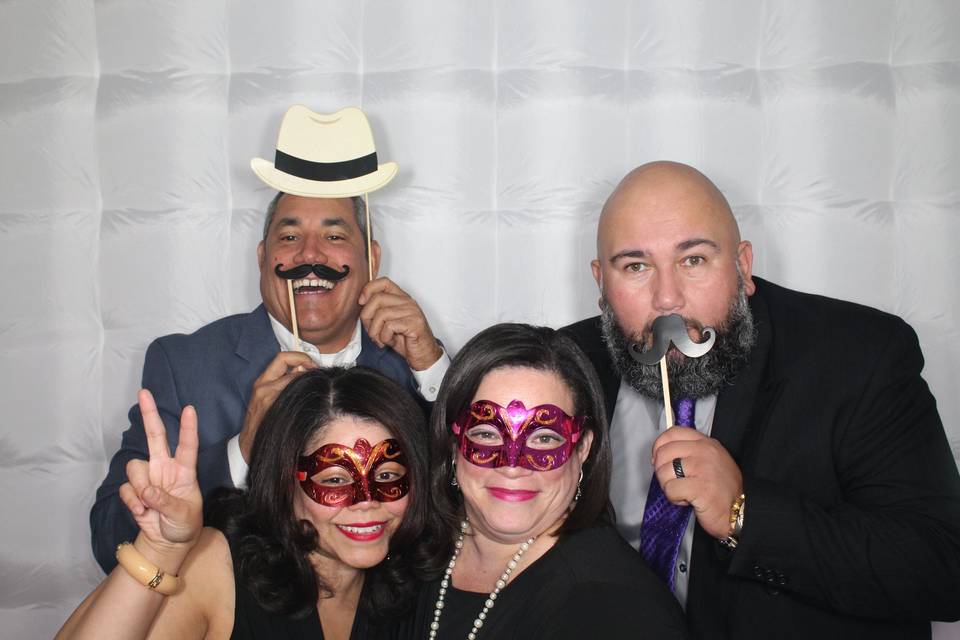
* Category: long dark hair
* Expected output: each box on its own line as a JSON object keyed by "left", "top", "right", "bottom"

{"left": 207, "top": 366, "right": 433, "bottom": 619}
{"left": 429, "top": 323, "right": 613, "bottom": 558}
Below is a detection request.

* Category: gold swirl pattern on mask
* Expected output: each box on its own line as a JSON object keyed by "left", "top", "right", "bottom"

{"left": 524, "top": 454, "right": 556, "bottom": 471}
{"left": 316, "top": 438, "right": 399, "bottom": 477}
{"left": 533, "top": 406, "right": 559, "bottom": 426}
{"left": 321, "top": 490, "right": 351, "bottom": 506}
{"left": 379, "top": 485, "right": 403, "bottom": 499}
{"left": 380, "top": 440, "right": 404, "bottom": 461}
{"left": 470, "top": 450, "right": 500, "bottom": 465}
{"left": 470, "top": 402, "right": 498, "bottom": 422}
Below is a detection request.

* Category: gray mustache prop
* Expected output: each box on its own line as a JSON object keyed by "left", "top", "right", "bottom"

{"left": 628, "top": 313, "right": 716, "bottom": 365}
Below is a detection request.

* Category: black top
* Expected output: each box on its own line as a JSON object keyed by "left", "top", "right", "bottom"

{"left": 223, "top": 530, "right": 377, "bottom": 640}
{"left": 396, "top": 525, "right": 687, "bottom": 639}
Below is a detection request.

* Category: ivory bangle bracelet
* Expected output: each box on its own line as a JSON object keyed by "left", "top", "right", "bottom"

{"left": 115, "top": 542, "right": 180, "bottom": 596}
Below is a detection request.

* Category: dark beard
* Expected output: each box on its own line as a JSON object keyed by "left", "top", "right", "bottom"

{"left": 600, "top": 281, "right": 757, "bottom": 400}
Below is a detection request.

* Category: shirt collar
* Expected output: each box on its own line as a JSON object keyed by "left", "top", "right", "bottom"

{"left": 267, "top": 313, "right": 363, "bottom": 368}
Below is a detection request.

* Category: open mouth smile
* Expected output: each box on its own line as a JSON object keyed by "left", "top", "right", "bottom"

{"left": 336, "top": 522, "right": 387, "bottom": 541}
{"left": 292, "top": 277, "right": 336, "bottom": 294}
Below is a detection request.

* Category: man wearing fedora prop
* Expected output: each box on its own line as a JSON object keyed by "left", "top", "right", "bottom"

{"left": 90, "top": 105, "right": 448, "bottom": 572}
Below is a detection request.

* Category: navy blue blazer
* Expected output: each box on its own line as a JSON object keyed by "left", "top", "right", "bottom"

{"left": 563, "top": 278, "right": 960, "bottom": 639}
{"left": 90, "top": 305, "right": 421, "bottom": 572}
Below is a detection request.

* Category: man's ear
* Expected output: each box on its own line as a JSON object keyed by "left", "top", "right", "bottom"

{"left": 737, "top": 240, "right": 756, "bottom": 296}
{"left": 257, "top": 240, "right": 265, "bottom": 270}
{"left": 370, "top": 240, "right": 382, "bottom": 279}
{"left": 591, "top": 259, "right": 602, "bottom": 291}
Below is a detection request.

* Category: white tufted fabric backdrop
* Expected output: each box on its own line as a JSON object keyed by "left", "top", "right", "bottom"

{"left": 1, "top": 1, "right": 958, "bottom": 637}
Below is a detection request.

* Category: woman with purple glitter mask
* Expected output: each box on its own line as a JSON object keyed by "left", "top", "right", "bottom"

{"left": 398, "top": 324, "right": 686, "bottom": 639}
{"left": 58, "top": 367, "right": 436, "bottom": 640}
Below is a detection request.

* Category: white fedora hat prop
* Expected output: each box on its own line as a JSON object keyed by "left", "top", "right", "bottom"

{"left": 253, "top": 105, "right": 396, "bottom": 347}
{"left": 251, "top": 105, "right": 398, "bottom": 198}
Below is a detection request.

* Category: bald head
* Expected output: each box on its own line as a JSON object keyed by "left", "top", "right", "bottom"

{"left": 591, "top": 161, "right": 754, "bottom": 340}
{"left": 599, "top": 161, "right": 741, "bottom": 256}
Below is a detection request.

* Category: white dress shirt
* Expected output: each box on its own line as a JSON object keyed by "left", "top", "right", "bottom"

{"left": 226, "top": 315, "right": 449, "bottom": 487}
{"left": 609, "top": 379, "right": 717, "bottom": 609}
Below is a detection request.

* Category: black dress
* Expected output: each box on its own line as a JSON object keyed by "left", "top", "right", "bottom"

{"left": 397, "top": 525, "right": 687, "bottom": 639}
{"left": 224, "top": 531, "right": 378, "bottom": 639}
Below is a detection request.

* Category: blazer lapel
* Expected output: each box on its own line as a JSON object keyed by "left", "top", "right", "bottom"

{"left": 229, "top": 305, "right": 280, "bottom": 403}
{"left": 711, "top": 286, "right": 780, "bottom": 462}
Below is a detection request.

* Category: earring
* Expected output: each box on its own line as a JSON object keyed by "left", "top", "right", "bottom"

{"left": 450, "top": 457, "right": 459, "bottom": 487}
{"left": 574, "top": 468, "right": 584, "bottom": 503}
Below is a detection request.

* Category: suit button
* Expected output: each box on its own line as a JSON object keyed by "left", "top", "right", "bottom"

{"left": 679, "top": 562, "right": 687, "bottom": 573}
{"left": 764, "top": 584, "right": 780, "bottom": 596}
{"left": 765, "top": 569, "right": 777, "bottom": 583}
{"left": 753, "top": 565, "right": 764, "bottom": 578}
{"left": 777, "top": 573, "right": 787, "bottom": 586}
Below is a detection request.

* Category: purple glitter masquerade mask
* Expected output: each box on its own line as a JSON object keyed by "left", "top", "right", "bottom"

{"left": 452, "top": 400, "right": 584, "bottom": 472}
{"left": 297, "top": 437, "right": 409, "bottom": 507}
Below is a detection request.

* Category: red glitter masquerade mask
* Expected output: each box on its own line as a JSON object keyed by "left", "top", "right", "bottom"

{"left": 297, "top": 437, "right": 409, "bottom": 506}
{"left": 452, "top": 400, "right": 584, "bottom": 472}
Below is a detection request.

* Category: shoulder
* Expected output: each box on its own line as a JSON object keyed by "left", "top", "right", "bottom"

{"left": 143, "top": 307, "right": 272, "bottom": 379}
{"left": 151, "top": 307, "right": 266, "bottom": 352}
{"left": 153, "top": 527, "right": 236, "bottom": 638}
{"left": 536, "top": 526, "right": 686, "bottom": 638}
{"left": 753, "top": 277, "right": 921, "bottom": 369}
{"left": 560, "top": 316, "right": 603, "bottom": 347}
{"left": 551, "top": 526, "right": 659, "bottom": 585}
{"left": 181, "top": 527, "right": 235, "bottom": 600}
{"left": 559, "top": 316, "right": 612, "bottom": 370}
{"left": 756, "top": 277, "right": 907, "bottom": 332}
{"left": 536, "top": 526, "right": 679, "bottom": 599}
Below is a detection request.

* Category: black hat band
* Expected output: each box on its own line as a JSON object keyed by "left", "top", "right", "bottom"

{"left": 274, "top": 149, "right": 378, "bottom": 182}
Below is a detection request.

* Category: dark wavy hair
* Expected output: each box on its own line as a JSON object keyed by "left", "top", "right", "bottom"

{"left": 206, "top": 366, "right": 433, "bottom": 620}
{"left": 428, "top": 323, "right": 613, "bottom": 562}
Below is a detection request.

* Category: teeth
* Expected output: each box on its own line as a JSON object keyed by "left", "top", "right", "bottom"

{"left": 293, "top": 278, "right": 334, "bottom": 292}
{"left": 339, "top": 524, "right": 385, "bottom": 534}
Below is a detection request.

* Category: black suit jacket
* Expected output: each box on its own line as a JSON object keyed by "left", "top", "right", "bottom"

{"left": 90, "top": 305, "right": 424, "bottom": 572}
{"left": 563, "top": 277, "right": 960, "bottom": 639}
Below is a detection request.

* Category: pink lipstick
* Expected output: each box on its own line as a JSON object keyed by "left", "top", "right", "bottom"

{"left": 487, "top": 487, "right": 538, "bottom": 502}
{"left": 335, "top": 521, "right": 387, "bottom": 541}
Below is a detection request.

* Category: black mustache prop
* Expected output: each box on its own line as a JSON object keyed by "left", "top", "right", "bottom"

{"left": 274, "top": 263, "right": 351, "bottom": 281}
{"left": 628, "top": 313, "right": 716, "bottom": 365}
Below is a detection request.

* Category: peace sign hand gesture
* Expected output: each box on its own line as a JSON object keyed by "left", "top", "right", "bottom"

{"left": 118, "top": 390, "right": 203, "bottom": 560}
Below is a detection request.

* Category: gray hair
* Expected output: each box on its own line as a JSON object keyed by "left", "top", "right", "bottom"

{"left": 262, "top": 192, "right": 369, "bottom": 246}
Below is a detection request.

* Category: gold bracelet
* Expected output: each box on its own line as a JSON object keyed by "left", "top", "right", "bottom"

{"left": 115, "top": 542, "right": 180, "bottom": 595}
{"left": 719, "top": 493, "right": 746, "bottom": 549}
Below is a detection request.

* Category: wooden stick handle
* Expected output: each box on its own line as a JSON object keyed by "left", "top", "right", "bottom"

{"left": 286, "top": 279, "right": 301, "bottom": 351}
{"left": 364, "top": 192, "right": 373, "bottom": 281}
{"left": 660, "top": 356, "right": 673, "bottom": 426}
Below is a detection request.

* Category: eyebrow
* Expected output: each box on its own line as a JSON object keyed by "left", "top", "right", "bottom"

{"left": 609, "top": 249, "right": 648, "bottom": 263}
{"left": 321, "top": 217, "right": 351, "bottom": 229}
{"left": 677, "top": 238, "right": 720, "bottom": 252}
{"left": 609, "top": 238, "right": 720, "bottom": 263}
{"left": 274, "top": 216, "right": 351, "bottom": 230}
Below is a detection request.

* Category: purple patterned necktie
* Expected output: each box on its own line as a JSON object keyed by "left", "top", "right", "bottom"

{"left": 639, "top": 396, "right": 695, "bottom": 591}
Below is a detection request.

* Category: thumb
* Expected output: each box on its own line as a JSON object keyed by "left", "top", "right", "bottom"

{"left": 140, "top": 486, "right": 190, "bottom": 522}
{"left": 142, "top": 486, "right": 200, "bottom": 544}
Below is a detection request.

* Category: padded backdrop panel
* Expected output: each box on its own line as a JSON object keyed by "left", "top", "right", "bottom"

{"left": 0, "top": 1, "right": 957, "bottom": 637}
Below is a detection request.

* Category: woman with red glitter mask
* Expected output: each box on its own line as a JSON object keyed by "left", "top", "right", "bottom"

{"left": 58, "top": 367, "right": 434, "bottom": 640}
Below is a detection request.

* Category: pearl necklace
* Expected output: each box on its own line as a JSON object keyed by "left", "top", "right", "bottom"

{"left": 428, "top": 521, "right": 536, "bottom": 640}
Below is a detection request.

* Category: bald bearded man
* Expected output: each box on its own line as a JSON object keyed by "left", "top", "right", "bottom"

{"left": 562, "top": 162, "right": 960, "bottom": 638}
